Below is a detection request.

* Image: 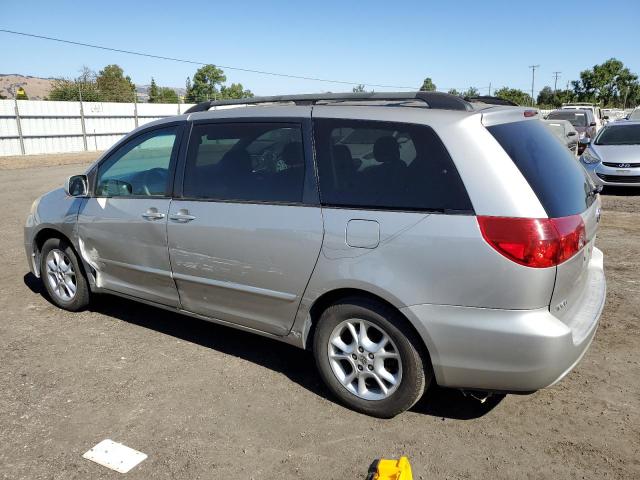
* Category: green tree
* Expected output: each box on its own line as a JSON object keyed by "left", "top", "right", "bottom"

{"left": 48, "top": 66, "right": 102, "bottom": 101}
{"left": 419, "top": 77, "right": 437, "bottom": 91}
{"left": 218, "top": 83, "right": 254, "bottom": 100}
{"left": 572, "top": 58, "right": 639, "bottom": 107}
{"left": 447, "top": 88, "right": 460, "bottom": 96}
{"left": 148, "top": 78, "right": 160, "bottom": 103}
{"left": 96, "top": 64, "right": 135, "bottom": 102}
{"left": 158, "top": 87, "right": 179, "bottom": 103}
{"left": 494, "top": 87, "right": 532, "bottom": 106}
{"left": 352, "top": 84, "right": 366, "bottom": 93}
{"left": 536, "top": 86, "right": 555, "bottom": 107}
{"left": 186, "top": 64, "right": 226, "bottom": 102}
{"left": 462, "top": 87, "right": 479, "bottom": 98}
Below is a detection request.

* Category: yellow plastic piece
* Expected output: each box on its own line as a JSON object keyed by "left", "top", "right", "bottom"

{"left": 373, "top": 456, "right": 413, "bottom": 480}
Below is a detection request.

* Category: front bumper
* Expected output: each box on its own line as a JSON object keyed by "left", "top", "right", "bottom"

{"left": 401, "top": 248, "right": 606, "bottom": 392}
{"left": 583, "top": 161, "right": 640, "bottom": 187}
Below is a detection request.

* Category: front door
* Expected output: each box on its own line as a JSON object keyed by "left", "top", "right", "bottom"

{"left": 77, "top": 124, "right": 182, "bottom": 306}
{"left": 168, "top": 120, "right": 323, "bottom": 335}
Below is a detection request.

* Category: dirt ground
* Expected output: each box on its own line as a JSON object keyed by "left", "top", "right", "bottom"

{"left": 0, "top": 160, "right": 638, "bottom": 480}
{"left": 0, "top": 151, "right": 101, "bottom": 170}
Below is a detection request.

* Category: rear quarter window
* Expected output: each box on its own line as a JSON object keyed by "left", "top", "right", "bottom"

{"left": 488, "top": 120, "right": 594, "bottom": 217}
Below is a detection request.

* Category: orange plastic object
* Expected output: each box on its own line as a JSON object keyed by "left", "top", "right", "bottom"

{"left": 372, "top": 456, "right": 413, "bottom": 480}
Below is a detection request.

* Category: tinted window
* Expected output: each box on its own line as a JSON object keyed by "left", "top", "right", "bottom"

{"left": 596, "top": 124, "right": 640, "bottom": 145}
{"left": 183, "top": 123, "right": 305, "bottom": 203}
{"left": 314, "top": 119, "right": 472, "bottom": 212}
{"left": 488, "top": 120, "right": 594, "bottom": 217}
{"left": 96, "top": 127, "right": 177, "bottom": 197}
{"left": 547, "top": 111, "right": 588, "bottom": 127}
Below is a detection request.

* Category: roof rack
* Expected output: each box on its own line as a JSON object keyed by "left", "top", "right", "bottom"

{"left": 465, "top": 96, "right": 519, "bottom": 107}
{"left": 184, "top": 91, "right": 473, "bottom": 114}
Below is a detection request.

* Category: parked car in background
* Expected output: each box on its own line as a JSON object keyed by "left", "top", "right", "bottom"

{"left": 24, "top": 92, "right": 606, "bottom": 418}
{"left": 581, "top": 121, "right": 640, "bottom": 187}
{"left": 562, "top": 103, "right": 604, "bottom": 130}
{"left": 547, "top": 109, "right": 597, "bottom": 153}
{"left": 541, "top": 119, "right": 579, "bottom": 155}
{"left": 628, "top": 107, "right": 640, "bottom": 121}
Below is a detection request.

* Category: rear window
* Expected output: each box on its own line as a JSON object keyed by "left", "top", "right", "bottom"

{"left": 488, "top": 120, "right": 594, "bottom": 217}
{"left": 548, "top": 111, "right": 588, "bottom": 127}
{"left": 313, "top": 119, "right": 472, "bottom": 212}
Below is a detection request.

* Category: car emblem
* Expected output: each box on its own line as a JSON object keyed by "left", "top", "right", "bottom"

{"left": 618, "top": 163, "right": 631, "bottom": 168}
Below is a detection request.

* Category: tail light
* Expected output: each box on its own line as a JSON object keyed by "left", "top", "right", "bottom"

{"left": 477, "top": 215, "right": 586, "bottom": 268}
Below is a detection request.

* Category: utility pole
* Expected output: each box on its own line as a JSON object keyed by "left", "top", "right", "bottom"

{"left": 488, "top": 82, "right": 492, "bottom": 96}
{"left": 553, "top": 71, "right": 561, "bottom": 92}
{"left": 529, "top": 64, "right": 540, "bottom": 106}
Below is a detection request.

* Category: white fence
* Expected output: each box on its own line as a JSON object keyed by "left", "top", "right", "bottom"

{"left": 0, "top": 99, "right": 196, "bottom": 157}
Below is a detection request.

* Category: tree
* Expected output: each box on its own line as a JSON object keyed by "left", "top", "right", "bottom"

{"left": 447, "top": 88, "right": 460, "bottom": 96}
{"left": 186, "top": 64, "right": 226, "bottom": 102}
{"left": 148, "top": 78, "right": 160, "bottom": 103}
{"left": 96, "top": 64, "right": 135, "bottom": 102}
{"left": 420, "top": 77, "right": 437, "bottom": 91}
{"left": 494, "top": 87, "right": 532, "bottom": 106}
{"left": 158, "top": 87, "right": 179, "bottom": 103}
{"left": 572, "top": 58, "right": 639, "bottom": 107}
{"left": 16, "top": 87, "right": 28, "bottom": 100}
{"left": 352, "top": 84, "right": 366, "bottom": 93}
{"left": 536, "top": 86, "right": 555, "bottom": 107}
{"left": 48, "top": 66, "right": 102, "bottom": 101}
{"left": 218, "top": 83, "right": 254, "bottom": 100}
{"left": 462, "top": 87, "right": 479, "bottom": 98}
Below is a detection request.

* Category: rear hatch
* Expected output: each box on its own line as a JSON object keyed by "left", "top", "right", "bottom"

{"left": 485, "top": 117, "right": 600, "bottom": 333}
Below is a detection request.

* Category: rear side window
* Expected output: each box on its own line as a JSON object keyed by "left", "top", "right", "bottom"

{"left": 488, "top": 120, "right": 594, "bottom": 217}
{"left": 183, "top": 123, "right": 305, "bottom": 203}
{"left": 313, "top": 119, "right": 472, "bottom": 212}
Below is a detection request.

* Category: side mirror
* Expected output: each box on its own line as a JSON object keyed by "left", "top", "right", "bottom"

{"left": 567, "top": 131, "right": 577, "bottom": 137}
{"left": 590, "top": 122, "right": 597, "bottom": 127}
{"left": 603, "top": 115, "right": 609, "bottom": 120}
{"left": 65, "top": 174, "right": 88, "bottom": 197}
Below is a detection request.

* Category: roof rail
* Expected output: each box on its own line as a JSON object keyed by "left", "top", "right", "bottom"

{"left": 184, "top": 91, "right": 474, "bottom": 114}
{"left": 466, "top": 96, "right": 519, "bottom": 107}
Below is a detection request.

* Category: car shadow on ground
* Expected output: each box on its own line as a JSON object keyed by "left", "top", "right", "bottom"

{"left": 24, "top": 272, "right": 503, "bottom": 420}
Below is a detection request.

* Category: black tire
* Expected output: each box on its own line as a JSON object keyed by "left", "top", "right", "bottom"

{"left": 39, "top": 238, "right": 90, "bottom": 311}
{"left": 313, "top": 297, "right": 432, "bottom": 418}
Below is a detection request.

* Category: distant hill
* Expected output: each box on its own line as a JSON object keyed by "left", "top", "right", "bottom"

{"left": 0, "top": 74, "right": 55, "bottom": 100}
{"left": 1, "top": 74, "right": 185, "bottom": 102}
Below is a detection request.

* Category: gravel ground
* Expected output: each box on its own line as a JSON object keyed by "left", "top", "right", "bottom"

{"left": 0, "top": 162, "right": 638, "bottom": 479}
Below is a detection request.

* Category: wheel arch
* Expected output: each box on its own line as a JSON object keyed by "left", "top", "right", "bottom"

{"left": 305, "top": 288, "right": 433, "bottom": 369}
{"left": 32, "top": 227, "right": 89, "bottom": 282}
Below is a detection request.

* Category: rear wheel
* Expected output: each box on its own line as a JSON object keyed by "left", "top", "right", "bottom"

{"left": 40, "top": 238, "right": 90, "bottom": 311}
{"left": 313, "top": 297, "right": 431, "bottom": 418}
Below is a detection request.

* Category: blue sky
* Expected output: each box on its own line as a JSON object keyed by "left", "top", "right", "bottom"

{"left": 2, "top": 0, "right": 639, "bottom": 96}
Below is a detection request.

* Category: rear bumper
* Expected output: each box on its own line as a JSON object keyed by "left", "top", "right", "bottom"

{"left": 401, "top": 248, "right": 606, "bottom": 392}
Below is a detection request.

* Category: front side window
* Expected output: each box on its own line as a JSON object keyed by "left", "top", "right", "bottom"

{"left": 313, "top": 119, "right": 472, "bottom": 212}
{"left": 96, "top": 127, "right": 178, "bottom": 197}
{"left": 183, "top": 123, "right": 305, "bottom": 203}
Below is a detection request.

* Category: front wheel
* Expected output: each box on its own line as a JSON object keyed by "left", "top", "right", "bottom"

{"left": 40, "top": 238, "right": 90, "bottom": 311}
{"left": 313, "top": 298, "right": 431, "bottom": 418}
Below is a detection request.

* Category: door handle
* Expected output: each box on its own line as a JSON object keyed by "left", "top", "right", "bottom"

{"left": 169, "top": 209, "right": 196, "bottom": 223}
{"left": 142, "top": 208, "right": 166, "bottom": 220}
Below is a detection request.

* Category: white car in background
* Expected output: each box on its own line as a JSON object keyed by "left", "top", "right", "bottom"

{"left": 562, "top": 103, "right": 605, "bottom": 131}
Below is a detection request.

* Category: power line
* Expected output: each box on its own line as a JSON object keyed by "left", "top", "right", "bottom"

{"left": 529, "top": 64, "right": 540, "bottom": 106}
{"left": 0, "top": 28, "right": 420, "bottom": 90}
{"left": 552, "top": 71, "right": 561, "bottom": 92}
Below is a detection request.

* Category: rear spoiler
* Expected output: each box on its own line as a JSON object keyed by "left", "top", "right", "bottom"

{"left": 481, "top": 107, "right": 540, "bottom": 127}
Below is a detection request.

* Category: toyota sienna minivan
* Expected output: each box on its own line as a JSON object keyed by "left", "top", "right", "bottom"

{"left": 24, "top": 92, "right": 606, "bottom": 418}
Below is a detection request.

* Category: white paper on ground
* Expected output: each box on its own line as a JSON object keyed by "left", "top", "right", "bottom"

{"left": 82, "top": 439, "right": 147, "bottom": 473}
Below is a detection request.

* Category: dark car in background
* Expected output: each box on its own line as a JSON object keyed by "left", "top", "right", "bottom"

{"left": 541, "top": 119, "right": 579, "bottom": 155}
{"left": 547, "top": 109, "right": 597, "bottom": 153}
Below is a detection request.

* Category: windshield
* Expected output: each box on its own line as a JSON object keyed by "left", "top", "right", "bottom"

{"left": 595, "top": 124, "right": 640, "bottom": 145}
{"left": 548, "top": 111, "right": 588, "bottom": 127}
{"left": 546, "top": 123, "right": 565, "bottom": 139}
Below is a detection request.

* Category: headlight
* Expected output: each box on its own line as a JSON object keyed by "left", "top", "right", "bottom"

{"left": 581, "top": 149, "right": 600, "bottom": 164}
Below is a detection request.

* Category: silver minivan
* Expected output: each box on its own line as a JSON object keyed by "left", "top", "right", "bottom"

{"left": 24, "top": 92, "right": 606, "bottom": 418}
